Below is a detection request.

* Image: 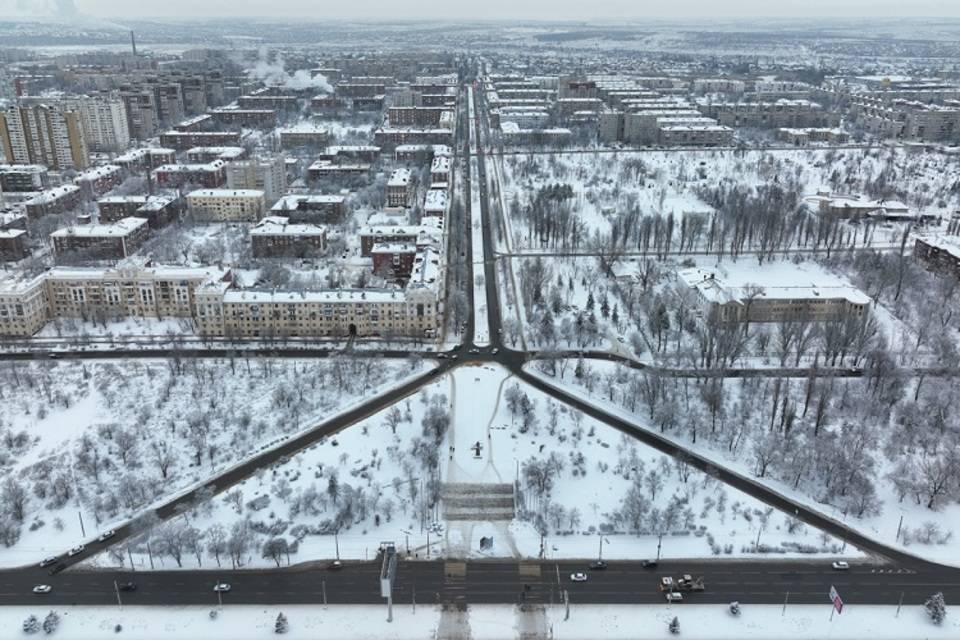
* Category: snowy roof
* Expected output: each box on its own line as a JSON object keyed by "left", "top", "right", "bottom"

{"left": 154, "top": 160, "right": 226, "bottom": 173}
{"left": 98, "top": 195, "right": 149, "bottom": 204}
{"left": 186, "top": 146, "right": 245, "bottom": 159}
{"left": 51, "top": 217, "right": 148, "bottom": 238}
{"left": 0, "top": 229, "right": 26, "bottom": 239}
{"left": 26, "top": 185, "right": 80, "bottom": 204}
{"left": 424, "top": 188, "right": 448, "bottom": 212}
{"left": 278, "top": 123, "right": 330, "bottom": 134}
{"left": 272, "top": 194, "right": 345, "bottom": 210}
{"left": 388, "top": 168, "right": 412, "bottom": 187}
{"left": 223, "top": 288, "right": 406, "bottom": 305}
{"left": 678, "top": 266, "right": 871, "bottom": 306}
{"left": 409, "top": 246, "right": 441, "bottom": 288}
{"left": 187, "top": 189, "right": 264, "bottom": 199}
{"left": 250, "top": 216, "right": 327, "bottom": 236}
{"left": 431, "top": 156, "right": 451, "bottom": 173}
{"left": 73, "top": 164, "right": 122, "bottom": 182}
{"left": 371, "top": 242, "right": 417, "bottom": 253}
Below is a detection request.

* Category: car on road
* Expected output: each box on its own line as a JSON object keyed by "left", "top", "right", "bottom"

{"left": 832, "top": 561, "right": 850, "bottom": 571}
{"left": 570, "top": 572, "right": 588, "bottom": 582}
{"left": 67, "top": 545, "right": 85, "bottom": 557}
{"left": 97, "top": 530, "right": 116, "bottom": 542}
{"left": 213, "top": 583, "right": 231, "bottom": 593}
{"left": 659, "top": 577, "right": 674, "bottom": 591}
{"left": 118, "top": 582, "right": 137, "bottom": 592}
{"left": 327, "top": 560, "right": 343, "bottom": 571}
{"left": 32, "top": 585, "right": 52, "bottom": 594}
{"left": 39, "top": 557, "right": 59, "bottom": 568}
{"left": 491, "top": 348, "right": 499, "bottom": 355}
{"left": 665, "top": 592, "right": 683, "bottom": 603}
{"left": 589, "top": 561, "right": 608, "bottom": 570}
{"left": 641, "top": 560, "right": 657, "bottom": 569}
{"left": 469, "top": 348, "right": 479, "bottom": 353}
{"left": 48, "top": 563, "right": 66, "bottom": 576}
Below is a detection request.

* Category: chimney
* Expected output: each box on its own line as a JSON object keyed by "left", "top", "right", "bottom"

{"left": 13, "top": 77, "right": 24, "bottom": 98}
{"left": 130, "top": 31, "right": 137, "bottom": 57}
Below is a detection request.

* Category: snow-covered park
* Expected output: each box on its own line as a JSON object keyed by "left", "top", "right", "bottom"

{"left": 0, "top": 356, "right": 429, "bottom": 568}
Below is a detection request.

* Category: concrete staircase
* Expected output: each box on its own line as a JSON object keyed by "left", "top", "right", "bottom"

{"left": 441, "top": 482, "right": 515, "bottom": 521}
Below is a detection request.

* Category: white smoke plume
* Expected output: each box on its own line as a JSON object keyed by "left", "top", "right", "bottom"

{"left": 248, "top": 48, "right": 333, "bottom": 94}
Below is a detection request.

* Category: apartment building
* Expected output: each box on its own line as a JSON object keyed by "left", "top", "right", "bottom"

{"left": 679, "top": 268, "right": 870, "bottom": 324}
{"left": 0, "top": 229, "right": 28, "bottom": 262}
{"left": 61, "top": 96, "right": 130, "bottom": 152}
{"left": 0, "top": 164, "right": 49, "bottom": 192}
{"left": 657, "top": 124, "right": 734, "bottom": 147}
{"left": 114, "top": 147, "right": 176, "bottom": 172}
{"left": 849, "top": 97, "right": 960, "bottom": 142}
{"left": 777, "top": 128, "right": 850, "bottom": 146}
{"left": 374, "top": 128, "right": 453, "bottom": 148}
{"left": 237, "top": 94, "right": 299, "bottom": 111}
{"left": 209, "top": 108, "right": 277, "bottom": 128}
{"left": 278, "top": 124, "right": 330, "bottom": 149}
{"left": 73, "top": 164, "right": 123, "bottom": 198}
{"left": 423, "top": 187, "right": 448, "bottom": 219}
{"left": 915, "top": 237, "right": 960, "bottom": 280}
{"left": 225, "top": 153, "right": 287, "bottom": 205}
{"left": 174, "top": 114, "right": 213, "bottom": 132}
{"left": 430, "top": 155, "right": 451, "bottom": 186}
{"left": 152, "top": 160, "right": 227, "bottom": 189}
{"left": 0, "top": 104, "right": 89, "bottom": 170}
{"left": 271, "top": 194, "right": 347, "bottom": 224}
{"left": 186, "top": 147, "right": 246, "bottom": 163}
{"left": 359, "top": 223, "right": 443, "bottom": 256}
{"left": 698, "top": 100, "right": 839, "bottom": 129}
{"left": 394, "top": 144, "right": 452, "bottom": 162}
{"left": 186, "top": 189, "right": 266, "bottom": 222}
{"left": 387, "top": 168, "right": 412, "bottom": 207}
{"left": 159, "top": 130, "right": 242, "bottom": 151}
{"left": 371, "top": 242, "right": 417, "bottom": 280}
{"left": 119, "top": 88, "right": 159, "bottom": 140}
{"left": 97, "top": 195, "right": 181, "bottom": 228}
{"left": 307, "top": 161, "right": 371, "bottom": 181}
{"left": 24, "top": 185, "right": 83, "bottom": 219}
{"left": 387, "top": 106, "right": 451, "bottom": 127}
{"left": 250, "top": 216, "right": 327, "bottom": 258}
{"left": 51, "top": 217, "right": 150, "bottom": 261}
{"left": 316, "top": 145, "right": 382, "bottom": 164}
{"left": 0, "top": 260, "right": 233, "bottom": 336}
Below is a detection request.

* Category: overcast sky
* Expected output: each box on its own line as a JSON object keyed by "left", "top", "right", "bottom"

{"left": 73, "top": 0, "right": 960, "bottom": 20}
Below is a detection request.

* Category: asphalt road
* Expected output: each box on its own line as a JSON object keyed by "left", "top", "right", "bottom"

{"left": 5, "top": 558, "right": 959, "bottom": 607}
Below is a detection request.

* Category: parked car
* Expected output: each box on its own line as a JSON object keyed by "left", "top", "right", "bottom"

{"left": 659, "top": 577, "right": 674, "bottom": 591}
{"left": 665, "top": 592, "right": 684, "bottom": 603}
{"left": 832, "top": 561, "right": 850, "bottom": 571}
{"left": 641, "top": 560, "right": 657, "bottom": 569}
{"left": 118, "top": 582, "right": 137, "bottom": 592}
{"left": 327, "top": 560, "right": 343, "bottom": 571}
{"left": 97, "top": 530, "right": 116, "bottom": 542}
{"left": 39, "top": 557, "right": 59, "bottom": 568}
{"left": 32, "top": 585, "right": 52, "bottom": 594}
{"left": 570, "top": 572, "right": 588, "bottom": 582}
{"left": 67, "top": 545, "right": 85, "bottom": 557}
{"left": 213, "top": 583, "right": 231, "bottom": 593}
{"left": 589, "top": 561, "right": 608, "bottom": 570}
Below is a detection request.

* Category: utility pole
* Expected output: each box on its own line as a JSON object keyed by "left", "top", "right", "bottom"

{"left": 335, "top": 531, "right": 340, "bottom": 560}
{"left": 113, "top": 580, "right": 123, "bottom": 609}
{"left": 656, "top": 533, "right": 663, "bottom": 561}
{"left": 78, "top": 511, "right": 86, "bottom": 537}
{"left": 896, "top": 592, "right": 904, "bottom": 618}
{"left": 755, "top": 527, "right": 762, "bottom": 552}
{"left": 564, "top": 589, "right": 570, "bottom": 621}
{"left": 782, "top": 591, "right": 789, "bottom": 617}
{"left": 322, "top": 579, "right": 327, "bottom": 606}
{"left": 127, "top": 546, "right": 135, "bottom": 572}
{"left": 413, "top": 584, "right": 416, "bottom": 614}
{"left": 147, "top": 541, "right": 155, "bottom": 570}
{"left": 216, "top": 579, "right": 223, "bottom": 611}
{"left": 598, "top": 535, "right": 603, "bottom": 561}
{"left": 895, "top": 515, "right": 904, "bottom": 541}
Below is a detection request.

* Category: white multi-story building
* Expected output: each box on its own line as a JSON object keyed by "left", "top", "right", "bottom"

{"left": 186, "top": 189, "right": 266, "bottom": 222}
{"left": 0, "top": 104, "right": 89, "bottom": 170}
{"left": 62, "top": 96, "right": 131, "bottom": 152}
{"left": 225, "top": 153, "right": 287, "bottom": 205}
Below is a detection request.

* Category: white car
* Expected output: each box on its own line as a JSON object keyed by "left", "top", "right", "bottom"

{"left": 665, "top": 592, "right": 684, "bottom": 603}
{"left": 570, "top": 572, "right": 588, "bottom": 582}
{"left": 32, "top": 585, "right": 52, "bottom": 594}
{"left": 97, "top": 530, "right": 116, "bottom": 542}
{"left": 67, "top": 545, "right": 85, "bottom": 557}
{"left": 213, "top": 583, "right": 232, "bottom": 593}
{"left": 832, "top": 561, "right": 850, "bottom": 571}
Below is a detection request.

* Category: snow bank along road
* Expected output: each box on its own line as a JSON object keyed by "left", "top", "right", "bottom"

{"left": 2, "top": 77, "right": 960, "bottom": 610}
{"left": 1, "top": 558, "right": 957, "bottom": 607}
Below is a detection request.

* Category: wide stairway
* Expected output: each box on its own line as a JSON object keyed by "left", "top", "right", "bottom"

{"left": 441, "top": 482, "right": 515, "bottom": 521}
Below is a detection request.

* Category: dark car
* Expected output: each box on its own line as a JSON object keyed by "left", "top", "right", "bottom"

{"left": 118, "top": 582, "right": 137, "bottom": 592}
{"left": 48, "top": 563, "right": 67, "bottom": 576}
{"left": 589, "top": 560, "right": 608, "bottom": 570}
{"left": 641, "top": 560, "right": 658, "bottom": 569}
{"left": 327, "top": 560, "right": 343, "bottom": 571}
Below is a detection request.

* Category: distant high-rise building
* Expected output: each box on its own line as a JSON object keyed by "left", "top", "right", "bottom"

{"left": 0, "top": 104, "right": 89, "bottom": 170}
{"left": 62, "top": 96, "right": 130, "bottom": 152}
{"left": 225, "top": 153, "right": 287, "bottom": 205}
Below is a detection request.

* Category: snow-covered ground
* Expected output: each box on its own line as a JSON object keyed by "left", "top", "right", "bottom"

{"left": 470, "top": 155, "right": 491, "bottom": 346}
{"left": 0, "top": 357, "right": 431, "bottom": 568}
{"left": 0, "top": 604, "right": 954, "bottom": 639}
{"left": 529, "top": 361, "right": 960, "bottom": 566}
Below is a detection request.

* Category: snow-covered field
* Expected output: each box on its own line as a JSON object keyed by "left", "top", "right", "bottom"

{"left": 0, "top": 603, "right": 953, "bottom": 639}
{"left": 499, "top": 148, "right": 960, "bottom": 252}
{"left": 529, "top": 360, "right": 960, "bottom": 566}
{"left": 0, "top": 357, "right": 430, "bottom": 568}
